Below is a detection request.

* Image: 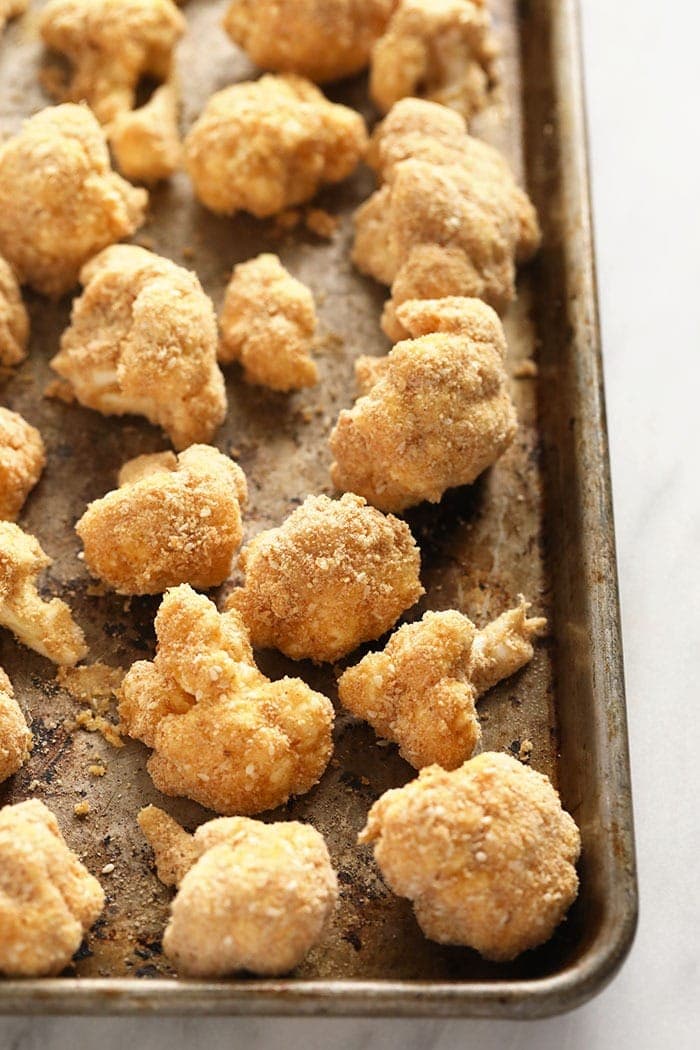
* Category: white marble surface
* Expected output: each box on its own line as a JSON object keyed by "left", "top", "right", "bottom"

{"left": 2, "top": 0, "right": 699, "bottom": 1046}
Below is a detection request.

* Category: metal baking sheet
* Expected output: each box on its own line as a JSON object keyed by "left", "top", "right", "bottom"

{"left": 0, "top": 0, "right": 637, "bottom": 1018}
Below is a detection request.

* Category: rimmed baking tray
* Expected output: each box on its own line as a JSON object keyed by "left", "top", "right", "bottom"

{"left": 0, "top": 0, "right": 637, "bottom": 1018}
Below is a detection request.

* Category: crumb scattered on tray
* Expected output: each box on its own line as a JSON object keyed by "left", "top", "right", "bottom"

{"left": 59, "top": 662, "right": 125, "bottom": 748}
{"left": 305, "top": 208, "right": 339, "bottom": 238}
{"left": 43, "top": 379, "right": 76, "bottom": 403}
{"left": 73, "top": 800, "right": 90, "bottom": 818}
{"left": 513, "top": 360, "right": 538, "bottom": 379}
{"left": 88, "top": 763, "right": 107, "bottom": 777}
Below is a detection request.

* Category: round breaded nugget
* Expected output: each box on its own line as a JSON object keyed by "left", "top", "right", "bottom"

{"left": 0, "top": 105, "right": 147, "bottom": 298}
{"left": 0, "top": 799, "right": 104, "bottom": 977}
{"left": 0, "top": 255, "right": 29, "bottom": 367}
{"left": 360, "top": 752, "right": 581, "bottom": 961}
{"left": 0, "top": 667, "right": 32, "bottom": 783}
{"left": 77, "top": 446, "right": 248, "bottom": 595}
{"left": 0, "top": 408, "right": 45, "bottom": 522}
{"left": 223, "top": 0, "right": 396, "bottom": 83}
{"left": 184, "top": 74, "right": 367, "bottom": 218}
{"left": 228, "top": 492, "right": 424, "bottom": 663}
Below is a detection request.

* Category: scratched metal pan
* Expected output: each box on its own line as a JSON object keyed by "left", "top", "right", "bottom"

{"left": 0, "top": 0, "right": 636, "bottom": 1019}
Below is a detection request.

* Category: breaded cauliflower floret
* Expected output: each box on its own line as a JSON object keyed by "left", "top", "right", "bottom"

{"left": 339, "top": 601, "right": 546, "bottom": 769}
{"left": 219, "top": 254, "right": 319, "bottom": 392}
{"left": 370, "top": 0, "right": 497, "bottom": 120}
{"left": 139, "top": 805, "right": 338, "bottom": 975}
{"left": 108, "top": 82, "right": 182, "bottom": 184}
{"left": 222, "top": 0, "right": 397, "bottom": 83}
{"left": 0, "top": 408, "right": 45, "bottom": 521}
{"left": 0, "top": 256, "right": 29, "bottom": 368}
{"left": 119, "top": 585, "right": 335, "bottom": 814}
{"left": 360, "top": 752, "right": 581, "bottom": 961}
{"left": 0, "top": 0, "right": 27, "bottom": 35}
{"left": 0, "top": 522, "right": 87, "bottom": 666}
{"left": 352, "top": 98, "right": 540, "bottom": 338}
{"left": 184, "top": 74, "right": 367, "bottom": 218}
{"left": 330, "top": 297, "right": 516, "bottom": 512}
{"left": 0, "top": 105, "right": 147, "bottom": 299}
{"left": 228, "top": 493, "right": 423, "bottom": 663}
{"left": 50, "top": 245, "right": 226, "bottom": 449}
{"left": 76, "top": 446, "right": 248, "bottom": 595}
{"left": 0, "top": 667, "right": 32, "bottom": 783}
{"left": 40, "top": 0, "right": 185, "bottom": 125}
{"left": 0, "top": 799, "right": 104, "bottom": 976}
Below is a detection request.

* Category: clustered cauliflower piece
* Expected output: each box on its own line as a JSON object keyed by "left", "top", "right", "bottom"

{"left": 119, "top": 584, "right": 335, "bottom": 814}
{"left": 219, "top": 253, "right": 319, "bottom": 392}
{"left": 360, "top": 752, "right": 581, "bottom": 961}
{"left": 0, "top": 522, "right": 87, "bottom": 666}
{"left": 108, "top": 82, "right": 182, "bottom": 184}
{"left": 0, "top": 799, "right": 104, "bottom": 976}
{"left": 0, "top": 667, "right": 32, "bottom": 783}
{"left": 184, "top": 74, "right": 367, "bottom": 218}
{"left": 139, "top": 805, "right": 338, "bottom": 976}
{"left": 0, "top": 105, "right": 147, "bottom": 298}
{"left": 330, "top": 297, "right": 517, "bottom": 512}
{"left": 39, "top": 0, "right": 185, "bottom": 125}
{"left": 50, "top": 245, "right": 226, "bottom": 449}
{"left": 370, "top": 0, "right": 497, "bottom": 120}
{"left": 228, "top": 493, "right": 423, "bottom": 663}
{"left": 76, "top": 445, "right": 248, "bottom": 595}
{"left": 222, "top": 0, "right": 397, "bottom": 83}
{"left": 353, "top": 98, "right": 540, "bottom": 339}
{"left": 0, "top": 0, "right": 27, "bottom": 35}
{"left": 0, "top": 408, "right": 45, "bottom": 521}
{"left": 0, "top": 255, "right": 28, "bottom": 368}
{"left": 339, "top": 600, "right": 547, "bottom": 769}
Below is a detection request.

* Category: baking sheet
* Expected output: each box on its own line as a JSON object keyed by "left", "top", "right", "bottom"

{"left": 0, "top": 0, "right": 637, "bottom": 1017}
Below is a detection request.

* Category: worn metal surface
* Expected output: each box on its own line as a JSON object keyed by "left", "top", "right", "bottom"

{"left": 0, "top": 0, "right": 637, "bottom": 1018}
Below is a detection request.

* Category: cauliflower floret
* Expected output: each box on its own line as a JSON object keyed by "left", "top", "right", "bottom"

{"left": 370, "top": 0, "right": 497, "bottom": 120}
{"left": 76, "top": 445, "right": 247, "bottom": 595}
{"left": 119, "top": 584, "right": 335, "bottom": 814}
{"left": 0, "top": 0, "right": 27, "bottom": 35}
{"left": 0, "top": 667, "right": 32, "bottom": 783}
{"left": 139, "top": 805, "right": 338, "bottom": 975}
{"left": 359, "top": 752, "right": 581, "bottom": 961}
{"left": 0, "top": 799, "right": 104, "bottom": 976}
{"left": 0, "top": 522, "right": 87, "bottom": 666}
{"left": 0, "top": 408, "right": 45, "bottom": 521}
{"left": 330, "top": 297, "right": 516, "bottom": 512}
{"left": 339, "top": 600, "right": 546, "bottom": 769}
{"left": 219, "top": 253, "right": 319, "bottom": 392}
{"left": 352, "top": 98, "right": 540, "bottom": 338}
{"left": 40, "top": 0, "right": 185, "bottom": 125}
{"left": 0, "top": 256, "right": 29, "bottom": 368}
{"left": 184, "top": 74, "right": 367, "bottom": 218}
{"left": 108, "top": 82, "right": 182, "bottom": 184}
{"left": 0, "top": 105, "right": 147, "bottom": 298}
{"left": 50, "top": 245, "right": 227, "bottom": 449}
{"left": 222, "top": 0, "right": 397, "bottom": 83}
{"left": 228, "top": 493, "right": 423, "bottom": 663}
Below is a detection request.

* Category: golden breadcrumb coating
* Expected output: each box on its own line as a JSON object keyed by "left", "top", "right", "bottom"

{"left": 40, "top": 0, "right": 185, "bottom": 125}
{"left": 184, "top": 74, "right": 367, "bottom": 218}
{"left": 330, "top": 297, "right": 516, "bottom": 512}
{"left": 0, "top": 522, "right": 87, "bottom": 666}
{"left": 370, "top": 0, "right": 497, "bottom": 120}
{"left": 76, "top": 445, "right": 247, "bottom": 595}
{"left": 360, "top": 752, "right": 581, "bottom": 961}
{"left": 0, "top": 408, "right": 46, "bottom": 521}
{"left": 219, "top": 253, "right": 319, "bottom": 392}
{"left": 0, "top": 0, "right": 27, "bottom": 34}
{"left": 0, "top": 667, "right": 32, "bottom": 783}
{"left": 0, "top": 256, "right": 29, "bottom": 368}
{"left": 229, "top": 493, "right": 423, "bottom": 663}
{"left": 222, "top": 0, "right": 396, "bottom": 83}
{"left": 108, "top": 82, "right": 182, "bottom": 184}
{"left": 352, "top": 98, "right": 540, "bottom": 338}
{"left": 339, "top": 600, "right": 546, "bottom": 769}
{"left": 139, "top": 805, "right": 338, "bottom": 976}
{"left": 119, "top": 585, "right": 335, "bottom": 814}
{"left": 0, "top": 799, "right": 104, "bottom": 976}
{"left": 0, "top": 105, "right": 147, "bottom": 298}
{"left": 50, "top": 245, "right": 226, "bottom": 449}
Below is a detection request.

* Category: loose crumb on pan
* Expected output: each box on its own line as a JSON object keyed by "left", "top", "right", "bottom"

{"left": 73, "top": 800, "right": 90, "bottom": 818}
{"left": 513, "top": 359, "right": 538, "bottom": 379}
{"left": 58, "top": 662, "right": 125, "bottom": 749}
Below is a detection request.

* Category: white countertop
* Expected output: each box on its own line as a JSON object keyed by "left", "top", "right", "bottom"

{"left": 2, "top": 0, "right": 698, "bottom": 1045}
